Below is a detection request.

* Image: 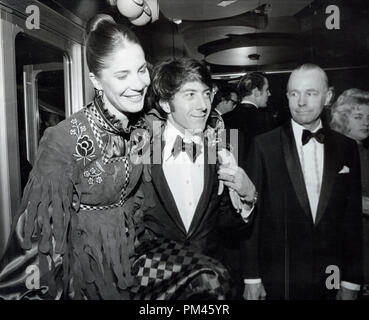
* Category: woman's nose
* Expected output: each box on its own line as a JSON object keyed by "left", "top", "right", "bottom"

{"left": 131, "top": 73, "right": 149, "bottom": 91}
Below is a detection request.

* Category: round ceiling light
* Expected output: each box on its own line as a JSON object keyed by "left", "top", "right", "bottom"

{"left": 248, "top": 53, "right": 261, "bottom": 60}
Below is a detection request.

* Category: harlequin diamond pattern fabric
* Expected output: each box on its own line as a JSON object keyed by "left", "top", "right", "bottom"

{"left": 130, "top": 238, "right": 231, "bottom": 300}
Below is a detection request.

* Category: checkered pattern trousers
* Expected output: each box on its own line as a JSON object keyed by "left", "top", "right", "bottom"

{"left": 130, "top": 238, "right": 231, "bottom": 300}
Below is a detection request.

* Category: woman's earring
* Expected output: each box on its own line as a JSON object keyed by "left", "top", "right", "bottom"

{"left": 94, "top": 89, "right": 104, "bottom": 107}
{"left": 94, "top": 88, "right": 104, "bottom": 98}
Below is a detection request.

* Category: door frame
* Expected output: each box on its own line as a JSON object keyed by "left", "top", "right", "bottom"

{"left": 0, "top": 0, "right": 85, "bottom": 256}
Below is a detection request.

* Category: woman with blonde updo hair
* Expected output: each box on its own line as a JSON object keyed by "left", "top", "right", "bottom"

{"left": 330, "top": 88, "right": 369, "bottom": 295}
{"left": 0, "top": 14, "right": 231, "bottom": 300}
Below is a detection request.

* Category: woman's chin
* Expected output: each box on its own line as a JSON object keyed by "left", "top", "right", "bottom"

{"left": 119, "top": 102, "right": 145, "bottom": 114}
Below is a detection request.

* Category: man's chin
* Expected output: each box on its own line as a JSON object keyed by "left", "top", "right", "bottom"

{"left": 185, "top": 126, "right": 205, "bottom": 134}
{"left": 189, "top": 122, "right": 207, "bottom": 132}
{"left": 192, "top": 127, "right": 205, "bottom": 134}
{"left": 294, "top": 117, "right": 321, "bottom": 129}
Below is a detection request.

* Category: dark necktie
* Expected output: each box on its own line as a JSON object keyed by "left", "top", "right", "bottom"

{"left": 171, "top": 135, "right": 202, "bottom": 162}
{"left": 302, "top": 128, "right": 325, "bottom": 145}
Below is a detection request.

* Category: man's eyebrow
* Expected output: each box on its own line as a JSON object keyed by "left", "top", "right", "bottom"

{"left": 288, "top": 89, "right": 320, "bottom": 93}
{"left": 179, "top": 88, "right": 199, "bottom": 93}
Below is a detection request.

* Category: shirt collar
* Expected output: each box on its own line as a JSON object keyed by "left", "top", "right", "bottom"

{"left": 291, "top": 119, "right": 323, "bottom": 147}
{"left": 163, "top": 121, "right": 184, "bottom": 147}
{"left": 162, "top": 121, "right": 204, "bottom": 161}
{"left": 241, "top": 100, "right": 258, "bottom": 108}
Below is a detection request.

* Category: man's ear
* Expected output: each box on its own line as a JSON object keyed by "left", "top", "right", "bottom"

{"left": 210, "top": 88, "right": 217, "bottom": 103}
{"left": 252, "top": 87, "right": 261, "bottom": 97}
{"left": 89, "top": 72, "right": 102, "bottom": 90}
{"left": 324, "top": 87, "right": 334, "bottom": 106}
{"left": 158, "top": 100, "right": 171, "bottom": 114}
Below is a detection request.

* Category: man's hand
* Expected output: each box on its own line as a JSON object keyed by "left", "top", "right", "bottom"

{"left": 243, "top": 283, "right": 267, "bottom": 300}
{"left": 217, "top": 149, "right": 256, "bottom": 211}
{"left": 336, "top": 286, "right": 359, "bottom": 300}
{"left": 362, "top": 196, "right": 369, "bottom": 215}
{"left": 218, "top": 166, "right": 256, "bottom": 200}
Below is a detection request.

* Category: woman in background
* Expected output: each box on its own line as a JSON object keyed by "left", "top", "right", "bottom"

{"left": 330, "top": 88, "right": 369, "bottom": 296}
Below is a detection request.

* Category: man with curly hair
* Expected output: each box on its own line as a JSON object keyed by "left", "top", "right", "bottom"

{"left": 140, "top": 57, "right": 257, "bottom": 297}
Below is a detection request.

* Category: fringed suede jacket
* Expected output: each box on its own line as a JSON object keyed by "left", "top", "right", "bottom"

{"left": 0, "top": 98, "right": 149, "bottom": 299}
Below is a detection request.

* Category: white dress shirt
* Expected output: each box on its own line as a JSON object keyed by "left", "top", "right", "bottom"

{"left": 291, "top": 119, "right": 324, "bottom": 222}
{"left": 162, "top": 121, "right": 251, "bottom": 232}
{"left": 162, "top": 121, "right": 205, "bottom": 232}
{"left": 240, "top": 100, "right": 258, "bottom": 108}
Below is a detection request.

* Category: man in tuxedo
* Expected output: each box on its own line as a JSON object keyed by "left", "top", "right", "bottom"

{"left": 224, "top": 72, "right": 276, "bottom": 154}
{"left": 242, "top": 64, "right": 363, "bottom": 300}
{"left": 212, "top": 88, "right": 247, "bottom": 169}
{"left": 141, "top": 58, "right": 257, "bottom": 275}
{"left": 213, "top": 88, "right": 238, "bottom": 116}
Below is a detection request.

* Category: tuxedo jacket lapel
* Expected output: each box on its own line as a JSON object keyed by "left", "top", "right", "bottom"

{"left": 150, "top": 142, "right": 187, "bottom": 235}
{"left": 281, "top": 123, "right": 312, "bottom": 220}
{"left": 150, "top": 136, "right": 216, "bottom": 238}
{"left": 315, "top": 129, "right": 340, "bottom": 225}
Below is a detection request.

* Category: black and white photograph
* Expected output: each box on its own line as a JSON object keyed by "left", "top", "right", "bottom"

{"left": 0, "top": 0, "right": 368, "bottom": 308}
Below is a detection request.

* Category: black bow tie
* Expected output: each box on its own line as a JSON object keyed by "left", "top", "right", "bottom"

{"left": 301, "top": 128, "right": 325, "bottom": 145}
{"left": 171, "top": 135, "right": 202, "bottom": 162}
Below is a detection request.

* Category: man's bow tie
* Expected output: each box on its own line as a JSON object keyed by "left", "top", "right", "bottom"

{"left": 301, "top": 128, "right": 325, "bottom": 145}
{"left": 171, "top": 135, "right": 202, "bottom": 162}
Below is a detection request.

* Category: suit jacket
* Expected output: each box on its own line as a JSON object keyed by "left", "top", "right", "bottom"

{"left": 222, "top": 103, "right": 277, "bottom": 155}
{"left": 140, "top": 135, "right": 248, "bottom": 262}
{"left": 241, "top": 121, "right": 363, "bottom": 299}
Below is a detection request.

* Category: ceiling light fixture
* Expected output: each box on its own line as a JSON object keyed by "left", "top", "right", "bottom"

{"left": 248, "top": 53, "right": 261, "bottom": 61}
{"left": 112, "top": 0, "right": 159, "bottom": 26}
{"left": 172, "top": 19, "right": 182, "bottom": 24}
{"left": 217, "top": 0, "right": 238, "bottom": 8}
{"left": 254, "top": 3, "right": 272, "bottom": 15}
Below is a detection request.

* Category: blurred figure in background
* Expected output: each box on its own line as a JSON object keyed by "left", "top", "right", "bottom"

{"left": 330, "top": 88, "right": 369, "bottom": 297}
{"left": 213, "top": 87, "right": 239, "bottom": 117}
{"left": 40, "top": 111, "right": 63, "bottom": 137}
{"left": 44, "top": 113, "right": 62, "bottom": 128}
{"left": 227, "top": 72, "right": 275, "bottom": 154}
{"left": 213, "top": 87, "right": 244, "bottom": 165}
